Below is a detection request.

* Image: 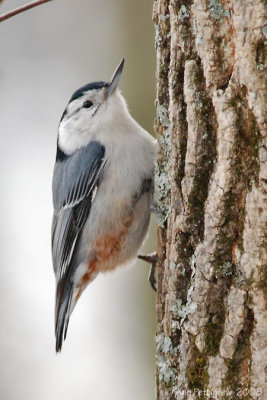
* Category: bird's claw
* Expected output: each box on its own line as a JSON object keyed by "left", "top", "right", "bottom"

{"left": 138, "top": 252, "right": 158, "bottom": 291}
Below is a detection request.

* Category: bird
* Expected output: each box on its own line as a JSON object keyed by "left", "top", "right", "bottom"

{"left": 51, "top": 59, "right": 156, "bottom": 352}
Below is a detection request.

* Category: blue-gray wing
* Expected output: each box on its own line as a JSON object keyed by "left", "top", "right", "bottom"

{"left": 52, "top": 141, "right": 106, "bottom": 351}
{"left": 52, "top": 141, "right": 105, "bottom": 280}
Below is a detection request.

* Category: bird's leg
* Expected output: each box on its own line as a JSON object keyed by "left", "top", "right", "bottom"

{"left": 138, "top": 252, "right": 158, "bottom": 291}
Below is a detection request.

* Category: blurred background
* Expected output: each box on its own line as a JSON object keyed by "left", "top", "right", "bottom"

{"left": 0, "top": 1, "right": 156, "bottom": 399}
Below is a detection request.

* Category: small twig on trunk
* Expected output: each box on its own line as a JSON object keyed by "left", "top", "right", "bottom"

{"left": 0, "top": 0, "right": 52, "bottom": 23}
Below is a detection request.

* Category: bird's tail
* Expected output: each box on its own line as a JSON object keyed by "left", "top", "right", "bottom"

{"left": 55, "top": 278, "right": 76, "bottom": 353}
{"left": 54, "top": 264, "right": 98, "bottom": 352}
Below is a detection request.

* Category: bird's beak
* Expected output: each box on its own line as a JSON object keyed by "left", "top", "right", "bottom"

{"left": 106, "top": 59, "right": 125, "bottom": 97}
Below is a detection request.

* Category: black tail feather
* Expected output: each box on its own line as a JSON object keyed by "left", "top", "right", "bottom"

{"left": 55, "top": 280, "right": 74, "bottom": 353}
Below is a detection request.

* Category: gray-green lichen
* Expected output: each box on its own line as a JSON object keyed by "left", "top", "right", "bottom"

{"left": 263, "top": 20, "right": 267, "bottom": 45}
{"left": 156, "top": 333, "right": 177, "bottom": 355}
{"left": 154, "top": 162, "right": 171, "bottom": 226}
{"left": 256, "top": 63, "right": 265, "bottom": 71}
{"left": 193, "top": 18, "right": 202, "bottom": 46}
{"left": 171, "top": 254, "right": 198, "bottom": 323}
{"left": 155, "top": 24, "right": 162, "bottom": 49}
{"left": 156, "top": 333, "right": 177, "bottom": 384}
{"left": 154, "top": 104, "right": 171, "bottom": 226}
{"left": 159, "top": 13, "right": 170, "bottom": 22}
{"left": 157, "top": 104, "right": 170, "bottom": 128}
{"left": 189, "top": 254, "right": 196, "bottom": 275}
{"left": 169, "top": 261, "right": 186, "bottom": 275}
{"left": 154, "top": 161, "right": 170, "bottom": 198}
{"left": 172, "top": 320, "right": 181, "bottom": 332}
{"left": 172, "top": 298, "right": 198, "bottom": 322}
{"left": 209, "top": 0, "right": 230, "bottom": 22}
{"left": 178, "top": 5, "right": 189, "bottom": 21}
{"left": 170, "top": 260, "right": 176, "bottom": 270}
{"left": 157, "top": 355, "right": 176, "bottom": 384}
{"left": 216, "top": 261, "right": 233, "bottom": 277}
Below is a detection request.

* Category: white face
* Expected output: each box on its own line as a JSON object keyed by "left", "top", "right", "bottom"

{"left": 58, "top": 86, "right": 109, "bottom": 155}
{"left": 58, "top": 85, "right": 131, "bottom": 155}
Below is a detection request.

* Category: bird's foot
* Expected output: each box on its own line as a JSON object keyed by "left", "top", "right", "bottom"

{"left": 138, "top": 252, "right": 158, "bottom": 291}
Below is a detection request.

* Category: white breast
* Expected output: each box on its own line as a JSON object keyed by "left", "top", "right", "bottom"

{"left": 81, "top": 114, "right": 156, "bottom": 269}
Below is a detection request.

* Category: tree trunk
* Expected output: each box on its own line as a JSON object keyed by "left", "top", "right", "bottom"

{"left": 153, "top": 1, "right": 267, "bottom": 399}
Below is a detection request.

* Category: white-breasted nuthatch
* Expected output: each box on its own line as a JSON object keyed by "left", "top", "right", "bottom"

{"left": 52, "top": 60, "right": 156, "bottom": 352}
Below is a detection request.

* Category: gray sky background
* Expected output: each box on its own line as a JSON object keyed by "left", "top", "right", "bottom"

{"left": 0, "top": 1, "right": 156, "bottom": 399}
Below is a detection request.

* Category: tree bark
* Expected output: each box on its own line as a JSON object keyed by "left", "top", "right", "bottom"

{"left": 153, "top": 1, "right": 267, "bottom": 399}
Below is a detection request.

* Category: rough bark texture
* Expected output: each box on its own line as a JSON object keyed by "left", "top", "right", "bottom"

{"left": 153, "top": 1, "right": 267, "bottom": 399}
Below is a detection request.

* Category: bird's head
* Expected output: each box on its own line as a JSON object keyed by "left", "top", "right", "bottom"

{"left": 58, "top": 59, "right": 126, "bottom": 156}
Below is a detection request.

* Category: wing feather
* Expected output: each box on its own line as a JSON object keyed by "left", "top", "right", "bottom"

{"left": 52, "top": 141, "right": 105, "bottom": 351}
{"left": 52, "top": 141, "right": 105, "bottom": 275}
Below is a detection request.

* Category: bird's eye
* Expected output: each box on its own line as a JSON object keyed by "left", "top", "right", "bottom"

{"left": 83, "top": 100, "right": 93, "bottom": 108}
